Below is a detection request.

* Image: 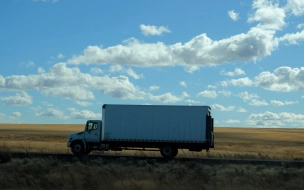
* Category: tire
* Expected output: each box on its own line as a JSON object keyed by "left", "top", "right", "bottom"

{"left": 160, "top": 146, "right": 178, "bottom": 158}
{"left": 71, "top": 141, "right": 84, "bottom": 155}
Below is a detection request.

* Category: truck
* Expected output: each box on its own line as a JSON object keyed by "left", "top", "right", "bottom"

{"left": 67, "top": 104, "right": 214, "bottom": 158}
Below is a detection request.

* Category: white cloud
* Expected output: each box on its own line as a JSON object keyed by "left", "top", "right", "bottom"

{"left": 0, "top": 63, "right": 152, "bottom": 101}
{"left": 180, "top": 81, "right": 187, "bottom": 88}
{"left": 57, "top": 53, "right": 64, "bottom": 59}
{"left": 67, "top": 27, "right": 279, "bottom": 70}
{"left": 237, "top": 107, "right": 247, "bottom": 112}
{"left": 148, "top": 92, "right": 189, "bottom": 103}
{"left": 36, "top": 108, "right": 68, "bottom": 119}
{"left": 212, "top": 104, "right": 235, "bottom": 111}
{"left": 247, "top": 111, "right": 304, "bottom": 127}
{"left": 90, "top": 67, "right": 103, "bottom": 75}
{"left": 109, "top": 65, "right": 144, "bottom": 79}
{"left": 75, "top": 101, "right": 92, "bottom": 107}
{"left": 226, "top": 119, "right": 241, "bottom": 124}
{"left": 43, "top": 86, "right": 95, "bottom": 100}
{"left": 0, "top": 76, "right": 5, "bottom": 87}
{"left": 228, "top": 10, "right": 239, "bottom": 21}
{"left": 197, "top": 90, "right": 217, "bottom": 99}
{"left": 207, "top": 85, "right": 217, "bottom": 89}
{"left": 125, "top": 68, "right": 144, "bottom": 79}
{"left": 248, "top": 1, "right": 286, "bottom": 30}
{"left": 270, "top": 100, "right": 284, "bottom": 106}
{"left": 221, "top": 77, "right": 253, "bottom": 87}
{"left": 19, "top": 61, "right": 35, "bottom": 68}
{"left": 0, "top": 92, "right": 33, "bottom": 106}
{"left": 13, "top": 112, "right": 22, "bottom": 117}
{"left": 149, "top": 85, "right": 159, "bottom": 91}
{"left": 271, "top": 100, "right": 298, "bottom": 106}
{"left": 109, "top": 65, "right": 123, "bottom": 72}
{"left": 254, "top": 66, "right": 304, "bottom": 91}
{"left": 221, "top": 68, "right": 245, "bottom": 77}
{"left": 218, "top": 90, "right": 232, "bottom": 97}
{"left": 238, "top": 91, "right": 259, "bottom": 101}
{"left": 249, "top": 99, "right": 268, "bottom": 106}
{"left": 38, "top": 67, "right": 45, "bottom": 74}
{"left": 284, "top": 0, "right": 304, "bottom": 16}
{"left": 69, "top": 108, "right": 102, "bottom": 120}
{"left": 139, "top": 24, "right": 171, "bottom": 36}
{"left": 185, "top": 99, "right": 201, "bottom": 104}
{"left": 297, "top": 23, "right": 304, "bottom": 29}
{"left": 278, "top": 30, "right": 304, "bottom": 45}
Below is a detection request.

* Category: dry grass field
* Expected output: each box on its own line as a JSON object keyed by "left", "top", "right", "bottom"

{"left": 1, "top": 124, "right": 304, "bottom": 160}
{"left": 1, "top": 124, "right": 304, "bottom": 190}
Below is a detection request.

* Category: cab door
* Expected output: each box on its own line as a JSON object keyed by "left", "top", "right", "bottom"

{"left": 84, "top": 121, "right": 100, "bottom": 143}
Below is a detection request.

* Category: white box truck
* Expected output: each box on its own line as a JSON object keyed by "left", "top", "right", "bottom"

{"left": 67, "top": 104, "right": 214, "bottom": 158}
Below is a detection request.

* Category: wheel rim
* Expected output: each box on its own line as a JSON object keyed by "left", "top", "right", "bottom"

{"left": 162, "top": 146, "right": 172, "bottom": 156}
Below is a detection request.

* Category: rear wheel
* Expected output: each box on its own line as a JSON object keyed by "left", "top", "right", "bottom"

{"left": 160, "top": 146, "right": 178, "bottom": 158}
{"left": 71, "top": 141, "right": 84, "bottom": 155}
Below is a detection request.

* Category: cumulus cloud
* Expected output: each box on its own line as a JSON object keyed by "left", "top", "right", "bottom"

{"left": 212, "top": 104, "right": 235, "bottom": 111}
{"left": 149, "top": 85, "right": 159, "bottom": 91}
{"left": 13, "top": 112, "right": 22, "bottom": 117}
{"left": 90, "top": 67, "right": 103, "bottom": 75}
{"left": 180, "top": 81, "right": 187, "bottom": 88}
{"left": 207, "top": 85, "right": 217, "bottom": 89}
{"left": 238, "top": 91, "right": 259, "bottom": 101}
{"left": 254, "top": 66, "right": 304, "bottom": 91}
{"left": 228, "top": 10, "right": 239, "bottom": 21}
{"left": 36, "top": 108, "right": 68, "bottom": 119}
{"left": 222, "top": 66, "right": 304, "bottom": 92}
{"left": 109, "top": 65, "right": 144, "bottom": 79}
{"left": 67, "top": 27, "right": 279, "bottom": 70}
{"left": 125, "top": 68, "right": 144, "bottom": 79}
{"left": 271, "top": 100, "right": 298, "bottom": 106}
{"left": 226, "top": 119, "right": 241, "bottom": 124}
{"left": 57, "top": 53, "right": 64, "bottom": 59}
{"left": 69, "top": 108, "right": 102, "bottom": 120}
{"left": 297, "top": 23, "right": 304, "bottom": 29}
{"left": 237, "top": 107, "right": 247, "bottom": 112}
{"left": 140, "top": 24, "right": 171, "bottom": 36}
{"left": 0, "top": 92, "right": 32, "bottom": 106}
{"left": 247, "top": 111, "right": 304, "bottom": 127}
{"left": 19, "top": 61, "right": 35, "bottom": 68}
{"left": 218, "top": 90, "right": 232, "bottom": 97}
{"left": 197, "top": 90, "right": 217, "bottom": 98}
{"left": 249, "top": 99, "right": 268, "bottom": 106}
{"left": 221, "top": 68, "right": 245, "bottom": 77}
{"left": 221, "top": 77, "right": 253, "bottom": 87}
{"left": 284, "top": 0, "right": 304, "bottom": 16}
{"left": 148, "top": 92, "right": 189, "bottom": 103}
{"left": 0, "top": 63, "right": 186, "bottom": 103}
{"left": 248, "top": 3, "right": 286, "bottom": 30}
{"left": 75, "top": 101, "right": 92, "bottom": 107}
{"left": 38, "top": 67, "right": 45, "bottom": 74}
{"left": 278, "top": 30, "right": 304, "bottom": 45}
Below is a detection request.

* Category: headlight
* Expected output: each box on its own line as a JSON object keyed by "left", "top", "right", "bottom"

{"left": 69, "top": 137, "right": 73, "bottom": 141}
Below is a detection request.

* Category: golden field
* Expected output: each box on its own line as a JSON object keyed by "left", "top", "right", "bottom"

{"left": 1, "top": 124, "right": 304, "bottom": 160}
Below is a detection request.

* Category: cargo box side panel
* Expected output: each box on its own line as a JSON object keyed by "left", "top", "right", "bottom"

{"left": 104, "top": 105, "right": 209, "bottom": 142}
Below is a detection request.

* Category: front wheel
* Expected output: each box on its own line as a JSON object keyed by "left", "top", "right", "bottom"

{"left": 71, "top": 141, "right": 84, "bottom": 155}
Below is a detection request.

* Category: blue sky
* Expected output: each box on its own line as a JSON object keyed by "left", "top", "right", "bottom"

{"left": 1, "top": 0, "right": 304, "bottom": 127}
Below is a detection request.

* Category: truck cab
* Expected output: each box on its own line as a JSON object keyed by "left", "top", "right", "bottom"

{"left": 67, "top": 120, "right": 105, "bottom": 155}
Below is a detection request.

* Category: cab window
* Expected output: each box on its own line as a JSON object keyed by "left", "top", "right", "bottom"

{"left": 87, "top": 122, "right": 97, "bottom": 131}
